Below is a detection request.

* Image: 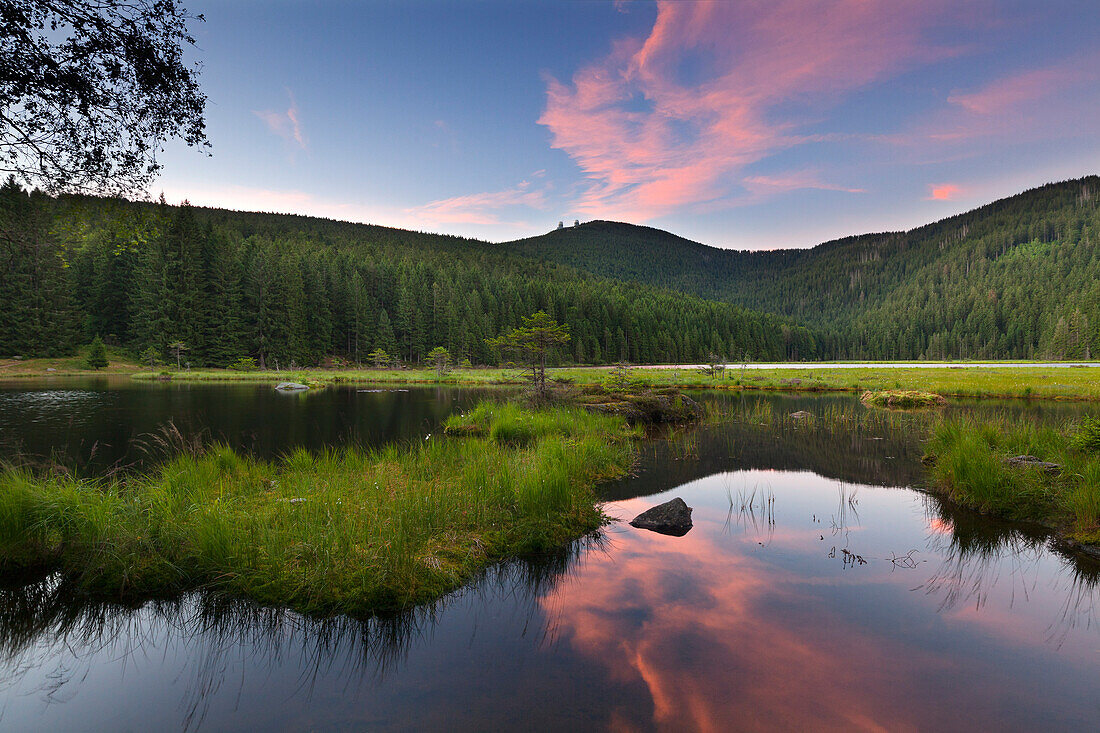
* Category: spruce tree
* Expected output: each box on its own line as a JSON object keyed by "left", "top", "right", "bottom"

{"left": 85, "top": 335, "right": 108, "bottom": 370}
{"left": 376, "top": 309, "right": 398, "bottom": 359}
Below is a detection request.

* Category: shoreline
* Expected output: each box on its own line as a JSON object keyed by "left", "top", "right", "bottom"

{"left": 9, "top": 362, "right": 1093, "bottom": 401}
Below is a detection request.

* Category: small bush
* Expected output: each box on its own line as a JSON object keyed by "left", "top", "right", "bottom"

{"left": 230, "top": 356, "right": 258, "bottom": 371}
{"left": 1072, "top": 416, "right": 1100, "bottom": 454}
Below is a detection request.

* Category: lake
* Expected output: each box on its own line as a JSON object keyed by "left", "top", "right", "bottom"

{"left": 1, "top": 380, "right": 1098, "bottom": 731}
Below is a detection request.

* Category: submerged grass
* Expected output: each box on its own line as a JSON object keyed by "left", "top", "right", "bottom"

{"left": 0, "top": 402, "right": 636, "bottom": 617}
{"left": 927, "top": 415, "right": 1100, "bottom": 544}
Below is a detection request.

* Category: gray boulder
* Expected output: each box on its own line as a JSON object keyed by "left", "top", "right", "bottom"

{"left": 1004, "top": 455, "right": 1061, "bottom": 474}
{"left": 630, "top": 497, "right": 693, "bottom": 536}
{"left": 275, "top": 382, "right": 309, "bottom": 391}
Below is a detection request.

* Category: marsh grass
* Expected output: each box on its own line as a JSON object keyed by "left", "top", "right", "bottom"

{"left": 0, "top": 403, "right": 636, "bottom": 617}
{"left": 668, "top": 428, "right": 700, "bottom": 460}
{"left": 721, "top": 397, "right": 928, "bottom": 435}
{"left": 443, "top": 402, "right": 638, "bottom": 445}
{"left": 928, "top": 415, "right": 1100, "bottom": 542}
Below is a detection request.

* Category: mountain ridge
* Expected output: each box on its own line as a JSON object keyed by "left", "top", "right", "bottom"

{"left": 499, "top": 176, "right": 1100, "bottom": 359}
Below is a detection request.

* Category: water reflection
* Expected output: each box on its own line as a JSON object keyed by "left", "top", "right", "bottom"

{"left": 554, "top": 474, "right": 1100, "bottom": 731}
{"left": 3, "top": 468, "right": 1099, "bottom": 730}
{"left": 0, "top": 542, "right": 591, "bottom": 731}
{"left": 2, "top": 387, "right": 1100, "bottom": 730}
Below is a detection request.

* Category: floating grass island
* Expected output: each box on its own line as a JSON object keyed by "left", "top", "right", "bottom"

{"left": 860, "top": 389, "right": 947, "bottom": 409}
{"left": 0, "top": 402, "right": 637, "bottom": 617}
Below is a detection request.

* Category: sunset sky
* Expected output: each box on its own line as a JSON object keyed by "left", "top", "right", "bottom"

{"left": 156, "top": 0, "right": 1100, "bottom": 249}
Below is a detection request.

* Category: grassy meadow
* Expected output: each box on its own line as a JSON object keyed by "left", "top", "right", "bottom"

{"left": 117, "top": 363, "right": 1100, "bottom": 401}
{"left": 4, "top": 349, "right": 1098, "bottom": 401}
{"left": 0, "top": 402, "right": 637, "bottom": 616}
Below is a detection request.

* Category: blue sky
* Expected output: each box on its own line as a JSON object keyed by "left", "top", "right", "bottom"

{"left": 156, "top": 0, "right": 1100, "bottom": 249}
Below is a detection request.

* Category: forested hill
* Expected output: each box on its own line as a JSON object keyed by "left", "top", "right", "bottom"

{"left": 0, "top": 182, "right": 818, "bottom": 366}
{"left": 502, "top": 177, "right": 1100, "bottom": 360}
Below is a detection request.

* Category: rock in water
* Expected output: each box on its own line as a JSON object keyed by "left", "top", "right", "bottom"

{"left": 275, "top": 382, "right": 309, "bottom": 391}
{"left": 630, "top": 497, "right": 693, "bottom": 536}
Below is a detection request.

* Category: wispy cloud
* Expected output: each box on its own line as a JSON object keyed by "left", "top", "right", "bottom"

{"left": 405, "top": 179, "right": 548, "bottom": 226}
{"left": 538, "top": 0, "right": 960, "bottom": 221}
{"left": 254, "top": 89, "right": 307, "bottom": 149}
{"left": 156, "top": 178, "right": 554, "bottom": 240}
{"left": 947, "top": 64, "right": 1088, "bottom": 116}
{"left": 890, "top": 52, "right": 1100, "bottom": 151}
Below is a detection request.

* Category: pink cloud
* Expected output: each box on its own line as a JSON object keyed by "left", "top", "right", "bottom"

{"left": 927, "top": 183, "right": 962, "bottom": 200}
{"left": 254, "top": 89, "right": 307, "bottom": 149}
{"left": 539, "top": 0, "right": 959, "bottom": 221}
{"left": 405, "top": 180, "right": 548, "bottom": 226}
{"left": 891, "top": 53, "right": 1100, "bottom": 151}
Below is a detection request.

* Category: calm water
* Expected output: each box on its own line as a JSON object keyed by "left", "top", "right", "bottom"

{"left": 0, "top": 377, "right": 500, "bottom": 473}
{"left": 1, "top": 381, "right": 1098, "bottom": 731}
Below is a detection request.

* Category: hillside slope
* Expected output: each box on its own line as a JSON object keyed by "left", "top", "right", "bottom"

{"left": 0, "top": 184, "right": 817, "bottom": 365}
{"left": 502, "top": 177, "right": 1100, "bottom": 360}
